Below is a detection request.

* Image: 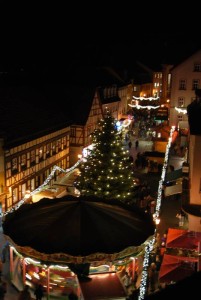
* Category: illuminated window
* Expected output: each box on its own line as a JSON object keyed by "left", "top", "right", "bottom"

{"left": 11, "top": 158, "right": 18, "bottom": 174}
{"left": 57, "top": 139, "right": 62, "bottom": 151}
{"left": 63, "top": 136, "right": 67, "bottom": 149}
{"left": 52, "top": 141, "right": 56, "bottom": 155}
{"left": 178, "top": 115, "right": 183, "bottom": 121}
{"left": 20, "top": 154, "right": 27, "bottom": 170}
{"left": 12, "top": 187, "right": 18, "bottom": 203}
{"left": 46, "top": 144, "right": 51, "bottom": 157}
{"left": 39, "top": 147, "right": 43, "bottom": 161}
{"left": 178, "top": 97, "right": 185, "bottom": 107}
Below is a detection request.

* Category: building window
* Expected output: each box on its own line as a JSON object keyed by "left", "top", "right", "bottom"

{"left": 12, "top": 187, "right": 18, "bottom": 204}
{"left": 39, "top": 147, "right": 43, "bottom": 161}
{"left": 11, "top": 158, "right": 18, "bottom": 174}
{"left": 179, "top": 79, "right": 186, "bottom": 90}
{"left": 46, "top": 144, "right": 51, "bottom": 157}
{"left": 194, "top": 63, "right": 201, "bottom": 72}
{"left": 192, "top": 79, "right": 200, "bottom": 90}
{"left": 30, "top": 150, "right": 36, "bottom": 166}
{"left": 70, "top": 128, "right": 76, "bottom": 137}
{"left": 178, "top": 97, "right": 185, "bottom": 107}
{"left": 178, "top": 115, "right": 183, "bottom": 121}
{"left": 63, "top": 136, "right": 67, "bottom": 149}
{"left": 52, "top": 141, "right": 56, "bottom": 155}
{"left": 20, "top": 154, "right": 27, "bottom": 170}
{"left": 57, "top": 139, "right": 62, "bottom": 151}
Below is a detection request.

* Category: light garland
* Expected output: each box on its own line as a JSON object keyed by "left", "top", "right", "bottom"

{"left": 132, "top": 96, "right": 160, "bottom": 101}
{"left": 138, "top": 125, "right": 175, "bottom": 300}
{"left": 138, "top": 237, "right": 155, "bottom": 300}
{"left": 1, "top": 158, "right": 83, "bottom": 217}
{"left": 128, "top": 104, "right": 160, "bottom": 110}
{"left": 128, "top": 96, "right": 160, "bottom": 110}
{"left": 175, "top": 107, "right": 187, "bottom": 114}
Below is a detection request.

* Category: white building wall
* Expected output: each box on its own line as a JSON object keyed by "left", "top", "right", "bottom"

{"left": 170, "top": 49, "right": 201, "bottom": 127}
{"left": 188, "top": 215, "right": 201, "bottom": 232}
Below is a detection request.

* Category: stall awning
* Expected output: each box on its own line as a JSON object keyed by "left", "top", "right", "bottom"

{"left": 166, "top": 228, "right": 201, "bottom": 251}
{"left": 164, "top": 181, "right": 182, "bottom": 197}
{"left": 159, "top": 253, "right": 197, "bottom": 284}
{"left": 165, "top": 168, "right": 183, "bottom": 182}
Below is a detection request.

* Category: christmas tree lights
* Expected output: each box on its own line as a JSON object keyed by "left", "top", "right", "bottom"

{"left": 74, "top": 111, "right": 136, "bottom": 201}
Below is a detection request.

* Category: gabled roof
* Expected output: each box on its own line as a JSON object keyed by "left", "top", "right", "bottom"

{"left": 98, "top": 87, "right": 120, "bottom": 105}
{"left": 170, "top": 48, "right": 201, "bottom": 71}
{"left": 0, "top": 82, "right": 97, "bottom": 148}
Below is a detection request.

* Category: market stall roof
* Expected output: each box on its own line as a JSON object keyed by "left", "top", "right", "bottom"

{"left": 2, "top": 195, "right": 155, "bottom": 263}
{"left": 145, "top": 270, "right": 201, "bottom": 299}
{"left": 166, "top": 228, "right": 201, "bottom": 251}
{"left": 158, "top": 253, "right": 197, "bottom": 284}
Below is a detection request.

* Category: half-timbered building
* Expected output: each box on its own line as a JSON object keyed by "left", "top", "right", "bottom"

{"left": 0, "top": 80, "right": 103, "bottom": 212}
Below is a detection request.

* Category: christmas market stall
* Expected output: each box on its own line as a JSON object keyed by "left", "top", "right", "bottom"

{"left": 159, "top": 253, "right": 197, "bottom": 284}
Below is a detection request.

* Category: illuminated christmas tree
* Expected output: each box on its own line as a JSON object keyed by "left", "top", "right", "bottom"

{"left": 74, "top": 111, "right": 136, "bottom": 202}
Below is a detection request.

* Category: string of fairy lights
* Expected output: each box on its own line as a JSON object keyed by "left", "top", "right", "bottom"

{"left": 1, "top": 159, "right": 83, "bottom": 218}
{"left": 138, "top": 125, "right": 175, "bottom": 300}
{"left": 128, "top": 96, "right": 160, "bottom": 110}
{"left": 131, "top": 96, "right": 160, "bottom": 101}
{"left": 175, "top": 107, "right": 187, "bottom": 114}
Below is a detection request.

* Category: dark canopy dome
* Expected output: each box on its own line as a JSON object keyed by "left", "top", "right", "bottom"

{"left": 2, "top": 195, "right": 155, "bottom": 263}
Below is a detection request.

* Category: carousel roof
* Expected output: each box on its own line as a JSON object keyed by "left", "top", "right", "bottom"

{"left": 2, "top": 195, "right": 155, "bottom": 263}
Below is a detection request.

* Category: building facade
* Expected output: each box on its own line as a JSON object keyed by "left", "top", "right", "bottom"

{"left": 1, "top": 127, "right": 70, "bottom": 211}
{"left": 169, "top": 49, "right": 201, "bottom": 129}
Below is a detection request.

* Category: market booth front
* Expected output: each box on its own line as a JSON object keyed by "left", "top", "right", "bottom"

{"left": 2, "top": 195, "right": 155, "bottom": 299}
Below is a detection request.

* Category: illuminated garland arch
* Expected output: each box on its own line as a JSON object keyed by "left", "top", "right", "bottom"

{"left": 128, "top": 96, "right": 160, "bottom": 110}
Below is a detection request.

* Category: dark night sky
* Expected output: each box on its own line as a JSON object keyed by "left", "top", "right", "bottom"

{"left": 0, "top": 3, "right": 201, "bottom": 80}
{"left": 1, "top": 32, "right": 201, "bottom": 76}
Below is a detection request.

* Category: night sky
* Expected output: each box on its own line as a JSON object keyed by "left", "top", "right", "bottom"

{"left": 1, "top": 4, "right": 201, "bottom": 81}
{"left": 1, "top": 33, "right": 201, "bottom": 78}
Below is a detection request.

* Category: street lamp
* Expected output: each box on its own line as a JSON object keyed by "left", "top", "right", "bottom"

{"left": 153, "top": 213, "right": 160, "bottom": 225}
{"left": 155, "top": 217, "right": 161, "bottom": 225}
{"left": 78, "top": 154, "right": 82, "bottom": 160}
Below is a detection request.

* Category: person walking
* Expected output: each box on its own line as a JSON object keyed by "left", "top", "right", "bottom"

{"left": 0, "top": 277, "right": 6, "bottom": 299}
{"left": 18, "top": 285, "right": 32, "bottom": 300}
{"left": 68, "top": 291, "right": 78, "bottom": 300}
{"left": 34, "top": 284, "right": 44, "bottom": 300}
